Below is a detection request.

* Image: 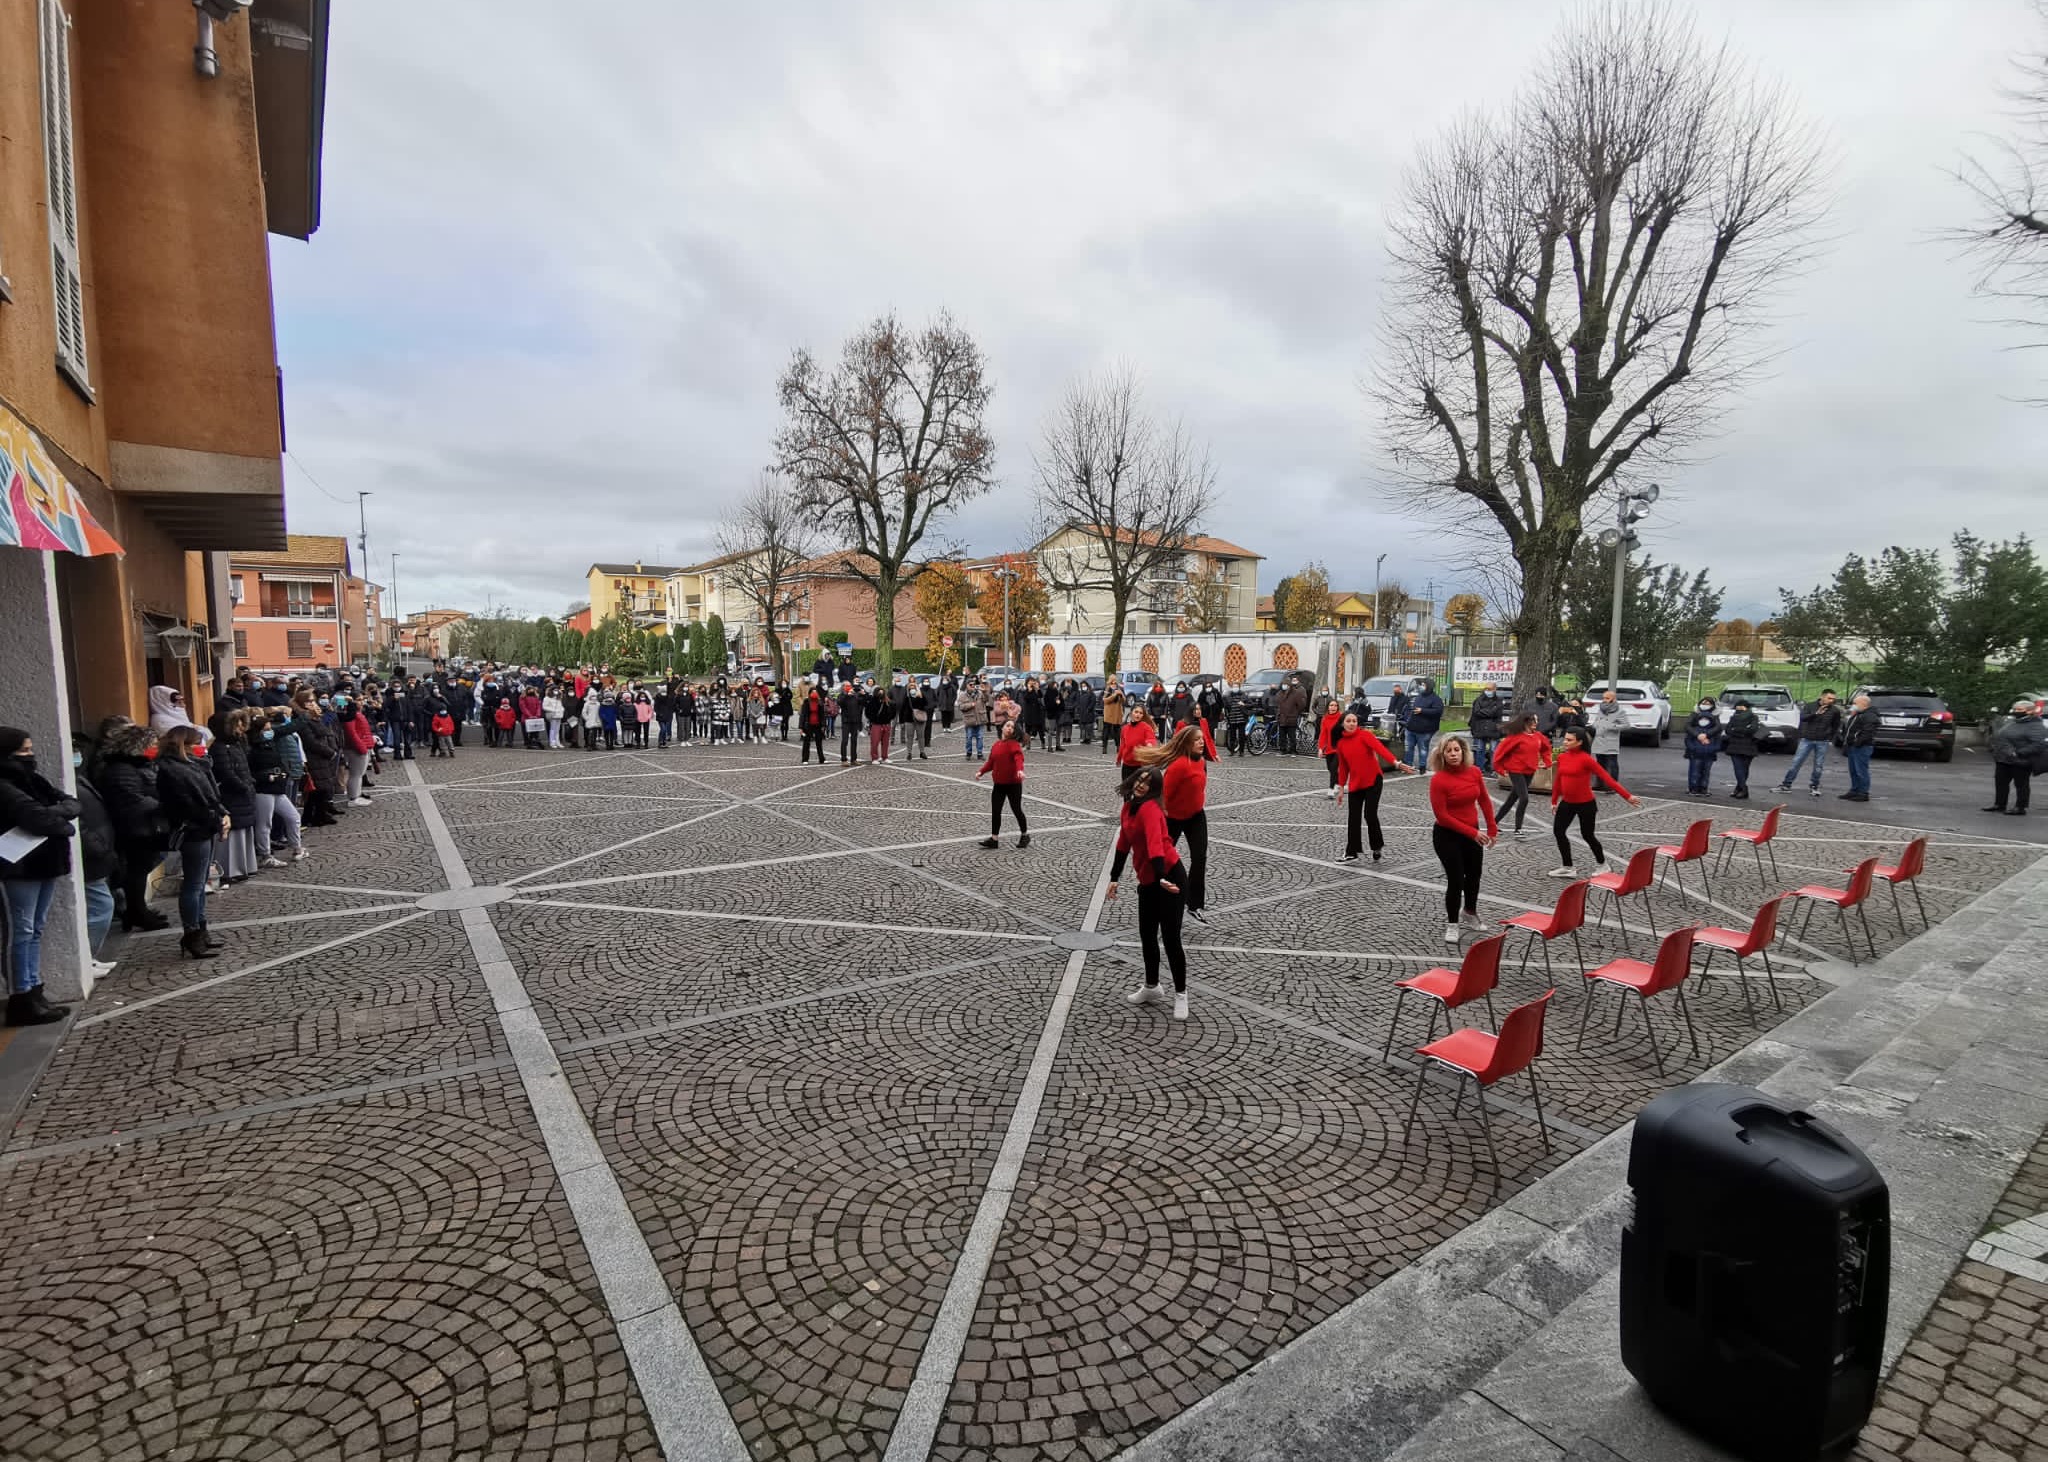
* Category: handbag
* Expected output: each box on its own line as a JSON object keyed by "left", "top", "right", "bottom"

{"left": 524, "top": 717, "right": 545, "bottom": 733}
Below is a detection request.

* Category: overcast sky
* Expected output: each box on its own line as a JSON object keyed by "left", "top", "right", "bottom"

{"left": 269, "top": 0, "right": 2045, "bottom": 626}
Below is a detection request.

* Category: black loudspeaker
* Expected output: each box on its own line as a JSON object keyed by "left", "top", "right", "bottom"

{"left": 1621, "top": 1083, "right": 1890, "bottom": 1462}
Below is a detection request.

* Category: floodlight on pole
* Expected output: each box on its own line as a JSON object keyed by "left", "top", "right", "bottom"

{"left": 1603, "top": 486, "right": 1659, "bottom": 690}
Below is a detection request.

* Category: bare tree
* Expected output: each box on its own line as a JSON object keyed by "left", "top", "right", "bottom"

{"left": 714, "top": 472, "right": 820, "bottom": 682}
{"left": 1954, "top": 0, "right": 2048, "bottom": 372}
{"left": 1179, "top": 564, "right": 1234, "bottom": 632}
{"left": 1031, "top": 367, "right": 1218, "bottom": 676}
{"left": 774, "top": 311, "right": 995, "bottom": 676}
{"left": 1373, "top": 5, "right": 1825, "bottom": 705}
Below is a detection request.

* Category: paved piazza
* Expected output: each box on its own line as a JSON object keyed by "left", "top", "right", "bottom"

{"left": 1, "top": 734, "right": 2039, "bottom": 1461}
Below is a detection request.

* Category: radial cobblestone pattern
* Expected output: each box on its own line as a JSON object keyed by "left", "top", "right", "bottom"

{"left": 1, "top": 731, "right": 2036, "bottom": 1461}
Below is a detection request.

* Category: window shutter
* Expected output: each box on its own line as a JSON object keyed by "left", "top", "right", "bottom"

{"left": 287, "top": 630, "right": 313, "bottom": 660}
{"left": 39, "top": 0, "right": 88, "bottom": 391}
{"left": 233, "top": 630, "right": 249, "bottom": 660}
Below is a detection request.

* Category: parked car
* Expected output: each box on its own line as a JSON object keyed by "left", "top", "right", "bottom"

{"left": 1356, "top": 675, "right": 1425, "bottom": 717}
{"left": 1582, "top": 680, "right": 1671, "bottom": 745}
{"left": 1715, "top": 684, "right": 1799, "bottom": 752}
{"left": 1240, "top": 666, "right": 1317, "bottom": 712}
{"left": 1848, "top": 685, "right": 1956, "bottom": 762}
{"left": 1114, "top": 669, "right": 1162, "bottom": 699}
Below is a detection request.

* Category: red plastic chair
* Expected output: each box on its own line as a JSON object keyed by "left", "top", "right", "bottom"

{"left": 1715, "top": 803, "right": 1783, "bottom": 881}
{"left": 1791, "top": 857, "right": 1880, "bottom": 965}
{"left": 1578, "top": 925, "right": 1701, "bottom": 1076}
{"left": 1402, "top": 990, "right": 1556, "bottom": 1203}
{"left": 1863, "top": 837, "right": 1930, "bottom": 935}
{"left": 1654, "top": 818, "right": 1715, "bottom": 901}
{"left": 1693, "top": 896, "right": 1788, "bottom": 1025}
{"left": 1498, "top": 880, "right": 1591, "bottom": 986}
{"left": 1589, "top": 847, "right": 1660, "bottom": 940}
{"left": 1383, "top": 932, "right": 1505, "bottom": 1059}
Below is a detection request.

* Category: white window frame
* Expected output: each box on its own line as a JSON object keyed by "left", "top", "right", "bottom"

{"left": 39, "top": 0, "right": 88, "bottom": 394}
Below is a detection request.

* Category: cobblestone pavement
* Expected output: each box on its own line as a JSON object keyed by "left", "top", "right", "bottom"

{"left": 1852, "top": 1122, "right": 2048, "bottom": 1462}
{"left": 2, "top": 730, "right": 2039, "bottom": 1461}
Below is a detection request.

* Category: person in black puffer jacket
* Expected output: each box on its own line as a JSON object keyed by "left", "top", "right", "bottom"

{"left": 93, "top": 719, "right": 173, "bottom": 931}
{"left": 213, "top": 711, "right": 260, "bottom": 883}
{"left": 155, "top": 726, "right": 228, "bottom": 958}
{"left": 69, "top": 732, "right": 119, "bottom": 966}
{"left": 293, "top": 699, "right": 345, "bottom": 825}
{"left": 0, "top": 727, "right": 80, "bottom": 1024}
{"left": 247, "top": 709, "right": 302, "bottom": 865}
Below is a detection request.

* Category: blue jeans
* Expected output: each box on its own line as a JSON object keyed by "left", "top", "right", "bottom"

{"left": 1472, "top": 736, "right": 1497, "bottom": 774}
{"left": 1406, "top": 731, "right": 1433, "bottom": 765}
{"left": 83, "top": 878, "right": 114, "bottom": 956}
{"left": 1847, "top": 744, "right": 1872, "bottom": 796}
{"left": 3, "top": 878, "right": 57, "bottom": 993}
{"left": 965, "top": 724, "right": 985, "bottom": 759}
{"left": 1686, "top": 754, "right": 1715, "bottom": 792}
{"left": 178, "top": 837, "right": 215, "bottom": 930}
{"left": 1782, "top": 739, "right": 1828, "bottom": 788}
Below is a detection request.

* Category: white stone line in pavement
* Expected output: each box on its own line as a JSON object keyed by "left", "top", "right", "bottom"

{"left": 506, "top": 804, "right": 743, "bottom": 888}
{"left": 1135, "top": 940, "right": 1463, "bottom": 963}
{"left": 402, "top": 760, "right": 748, "bottom": 1462}
{"left": 434, "top": 785, "right": 719, "bottom": 805}
{"left": 883, "top": 840, "right": 1120, "bottom": 1462}
{"left": 519, "top": 821, "right": 1102, "bottom": 897}
{"left": 280, "top": 879, "right": 426, "bottom": 899}
{"left": 78, "top": 910, "right": 430, "bottom": 1027}
{"left": 889, "top": 757, "right": 1111, "bottom": 821}
{"left": 1209, "top": 834, "right": 1548, "bottom": 916}
{"left": 510, "top": 896, "right": 1052, "bottom": 943}
{"left": 423, "top": 759, "right": 679, "bottom": 789}
{"left": 447, "top": 803, "right": 727, "bottom": 829}
{"left": 121, "top": 902, "right": 420, "bottom": 939}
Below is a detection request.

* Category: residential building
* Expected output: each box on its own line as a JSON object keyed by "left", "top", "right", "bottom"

{"left": 783, "top": 552, "right": 938, "bottom": 656}
{"left": 227, "top": 535, "right": 377, "bottom": 672}
{"left": 396, "top": 608, "right": 468, "bottom": 661}
{"left": 1256, "top": 590, "right": 1432, "bottom": 636}
{"left": 562, "top": 603, "right": 592, "bottom": 634}
{"left": 585, "top": 561, "right": 682, "bottom": 628}
{"left": 1031, "top": 527, "right": 1263, "bottom": 637}
{"left": 0, "top": 0, "right": 329, "bottom": 1002}
{"left": 661, "top": 549, "right": 755, "bottom": 638}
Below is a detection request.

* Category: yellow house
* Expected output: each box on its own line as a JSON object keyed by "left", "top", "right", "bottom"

{"left": 1256, "top": 590, "right": 1376, "bottom": 632}
{"left": 586, "top": 561, "right": 682, "bottom": 627}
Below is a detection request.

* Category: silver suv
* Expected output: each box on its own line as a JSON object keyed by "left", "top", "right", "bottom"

{"left": 1715, "top": 684, "right": 1799, "bottom": 752}
{"left": 1583, "top": 680, "right": 1672, "bottom": 745}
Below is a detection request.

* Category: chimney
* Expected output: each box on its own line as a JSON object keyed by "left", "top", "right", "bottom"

{"left": 634, "top": 560, "right": 643, "bottom": 573}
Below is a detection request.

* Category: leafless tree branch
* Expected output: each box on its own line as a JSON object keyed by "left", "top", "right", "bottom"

{"left": 714, "top": 472, "right": 822, "bottom": 682}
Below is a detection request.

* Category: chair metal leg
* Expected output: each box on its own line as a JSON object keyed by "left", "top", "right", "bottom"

{"left": 1638, "top": 991, "right": 1667, "bottom": 1075}
{"left": 1766, "top": 843, "right": 1780, "bottom": 880}
{"left": 1697, "top": 858, "right": 1711, "bottom": 901}
{"left": 1657, "top": 859, "right": 1672, "bottom": 893}
{"left": 1577, "top": 980, "right": 1599, "bottom": 1049}
{"left": 1402, "top": 1063, "right": 1428, "bottom": 1142}
{"left": 1383, "top": 986, "right": 1409, "bottom": 1061}
{"left": 1473, "top": 1078, "right": 1502, "bottom": 1205}
{"left": 1909, "top": 881, "right": 1928, "bottom": 931}
{"left": 1569, "top": 928, "right": 1586, "bottom": 979}
{"left": 1484, "top": 990, "right": 1500, "bottom": 1030}
{"left": 1698, "top": 945, "right": 1716, "bottom": 981}
{"left": 1613, "top": 982, "right": 1629, "bottom": 1038}
{"left": 1836, "top": 904, "right": 1860, "bottom": 965}
{"left": 1641, "top": 889, "right": 1658, "bottom": 937}
{"left": 1732, "top": 953, "right": 1758, "bottom": 1025}
{"left": 1528, "top": 1067, "right": 1552, "bottom": 1153}
{"left": 1610, "top": 893, "right": 1629, "bottom": 942}
{"left": 1451, "top": 1079, "right": 1464, "bottom": 1119}
{"left": 1888, "top": 880, "right": 1906, "bottom": 937}
{"left": 1797, "top": 898, "right": 1817, "bottom": 944}
{"left": 1674, "top": 983, "right": 1701, "bottom": 1058}
{"left": 1513, "top": 928, "right": 1533, "bottom": 977}
{"left": 1856, "top": 902, "right": 1877, "bottom": 962}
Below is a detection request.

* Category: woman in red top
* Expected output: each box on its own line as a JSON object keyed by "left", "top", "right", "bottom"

{"left": 1429, "top": 736, "right": 1499, "bottom": 943}
{"left": 975, "top": 720, "right": 1030, "bottom": 850}
{"left": 798, "top": 688, "right": 830, "bottom": 765}
{"left": 1549, "top": 725, "right": 1638, "bottom": 874}
{"left": 1492, "top": 713, "right": 1553, "bottom": 838}
{"left": 1317, "top": 697, "right": 1346, "bottom": 799}
{"left": 1104, "top": 765, "right": 1189, "bottom": 1020}
{"left": 1138, "top": 724, "right": 1215, "bottom": 922}
{"left": 1115, "top": 703, "right": 1157, "bottom": 788}
{"left": 1334, "top": 712, "right": 1415, "bottom": 862}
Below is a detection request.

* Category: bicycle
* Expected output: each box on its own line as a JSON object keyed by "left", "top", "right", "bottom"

{"left": 1244, "top": 713, "right": 1270, "bottom": 756}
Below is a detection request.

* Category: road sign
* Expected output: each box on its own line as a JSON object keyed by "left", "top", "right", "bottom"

{"left": 942, "top": 635, "right": 953, "bottom": 647}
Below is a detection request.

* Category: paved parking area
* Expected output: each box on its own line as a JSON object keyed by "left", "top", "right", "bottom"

{"left": 1, "top": 731, "right": 2038, "bottom": 1461}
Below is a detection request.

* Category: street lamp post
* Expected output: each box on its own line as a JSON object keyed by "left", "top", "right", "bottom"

{"left": 995, "top": 567, "right": 1019, "bottom": 671}
{"left": 1597, "top": 484, "right": 1660, "bottom": 689}
{"left": 1374, "top": 552, "right": 1387, "bottom": 669}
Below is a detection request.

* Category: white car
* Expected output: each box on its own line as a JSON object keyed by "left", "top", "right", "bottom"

{"left": 1583, "top": 680, "right": 1671, "bottom": 745}
{"left": 1715, "top": 683, "right": 1800, "bottom": 752}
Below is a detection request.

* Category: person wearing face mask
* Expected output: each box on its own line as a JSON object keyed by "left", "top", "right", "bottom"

{"left": 95, "top": 721, "right": 173, "bottom": 931}
{"left": 0, "top": 727, "right": 80, "bottom": 1024}
{"left": 1591, "top": 690, "right": 1629, "bottom": 787}
{"left": 1682, "top": 696, "right": 1724, "bottom": 796}
{"left": 247, "top": 713, "right": 304, "bottom": 865}
{"left": 212, "top": 710, "right": 261, "bottom": 882}
{"left": 336, "top": 694, "right": 377, "bottom": 805}
{"left": 154, "top": 726, "right": 229, "bottom": 960}
{"left": 69, "top": 733, "right": 119, "bottom": 974}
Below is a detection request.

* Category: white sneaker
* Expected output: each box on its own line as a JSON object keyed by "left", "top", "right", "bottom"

{"left": 89, "top": 959, "right": 117, "bottom": 976}
{"left": 1327, "top": 788, "right": 1338, "bottom": 801}
{"left": 1125, "top": 984, "right": 1162, "bottom": 1005}
{"left": 292, "top": 848, "right": 310, "bottom": 862}
{"left": 260, "top": 857, "right": 286, "bottom": 869}
{"left": 1172, "top": 992, "right": 1189, "bottom": 1021}
{"left": 1443, "top": 923, "right": 1462, "bottom": 944}
{"left": 1547, "top": 866, "right": 1576, "bottom": 878}
{"left": 349, "top": 797, "right": 372, "bottom": 807}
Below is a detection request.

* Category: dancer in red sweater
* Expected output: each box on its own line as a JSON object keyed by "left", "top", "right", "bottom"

{"left": 1492, "top": 714, "right": 1552, "bottom": 839}
{"left": 1333, "top": 712, "right": 1416, "bottom": 862}
{"left": 1115, "top": 703, "right": 1157, "bottom": 787}
{"left": 1548, "top": 726, "right": 1639, "bottom": 876}
{"left": 975, "top": 720, "right": 1030, "bottom": 850}
{"left": 1429, "top": 737, "right": 1499, "bottom": 944}
{"left": 1139, "top": 724, "right": 1216, "bottom": 922}
{"left": 1317, "top": 697, "right": 1347, "bottom": 800}
{"left": 1105, "top": 765, "right": 1190, "bottom": 1020}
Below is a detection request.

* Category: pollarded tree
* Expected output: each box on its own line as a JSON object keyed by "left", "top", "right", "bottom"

{"left": 1374, "top": 5, "right": 1824, "bottom": 706}
{"left": 775, "top": 311, "right": 995, "bottom": 678}
{"left": 715, "top": 472, "right": 820, "bottom": 683}
{"left": 1031, "top": 366, "right": 1217, "bottom": 676}
{"left": 1953, "top": 0, "right": 2048, "bottom": 369}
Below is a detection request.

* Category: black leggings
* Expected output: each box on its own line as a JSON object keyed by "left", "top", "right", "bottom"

{"left": 800, "top": 728, "right": 826, "bottom": 762}
{"left": 990, "top": 782, "right": 1026, "bottom": 837}
{"left": 1432, "top": 825, "right": 1484, "bottom": 921}
{"left": 1345, "top": 781, "right": 1385, "bottom": 857}
{"left": 1137, "top": 880, "right": 1189, "bottom": 992}
{"left": 1165, "top": 810, "right": 1207, "bottom": 911}
{"left": 1553, "top": 799, "right": 1603, "bottom": 866}
{"left": 1497, "top": 773, "right": 1533, "bottom": 831}
{"left": 1325, "top": 752, "right": 1340, "bottom": 788}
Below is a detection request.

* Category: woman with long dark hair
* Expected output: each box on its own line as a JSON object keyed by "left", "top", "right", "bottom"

{"left": 1492, "top": 713, "right": 1551, "bottom": 839}
{"left": 1105, "top": 765, "right": 1190, "bottom": 1020}
{"left": 1115, "top": 702, "right": 1157, "bottom": 788}
{"left": 1428, "top": 737, "right": 1497, "bottom": 945}
{"left": 976, "top": 720, "right": 1030, "bottom": 849}
{"left": 1334, "top": 711, "right": 1413, "bottom": 863}
{"left": 1548, "top": 726, "right": 1639, "bottom": 876}
{"left": 155, "top": 726, "right": 229, "bottom": 959}
{"left": 1138, "top": 723, "right": 1215, "bottom": 923}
